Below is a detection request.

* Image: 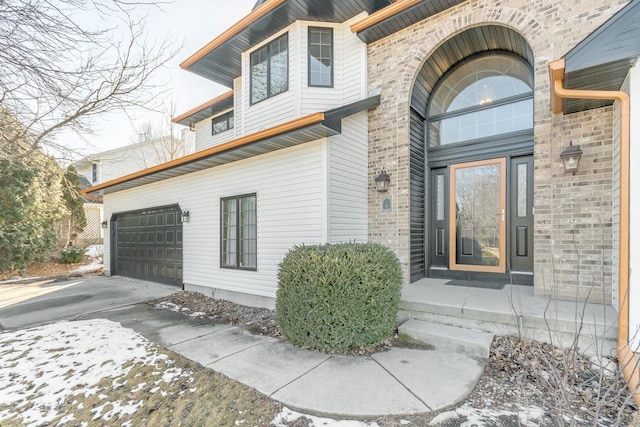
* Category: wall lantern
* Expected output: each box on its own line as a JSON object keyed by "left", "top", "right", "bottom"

{"left": 374, "top": 170, "right": 391, "bottom": 193}
{"left": 181, "top": 209, "right": 190, "bottom": 223}
{"left": 560, "top": 142, "right": 583, "bottom": 174}
{"left": 101, "top": 220, "right": 108, "bottom": 229}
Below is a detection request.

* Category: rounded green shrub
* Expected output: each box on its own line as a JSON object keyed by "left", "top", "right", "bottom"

{"left": 276, "top": 242, "right": 403, "bottom": 352}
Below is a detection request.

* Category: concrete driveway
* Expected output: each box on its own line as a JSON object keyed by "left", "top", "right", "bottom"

{"left": 0, "top": 276, "right": 179, "bottom": 330}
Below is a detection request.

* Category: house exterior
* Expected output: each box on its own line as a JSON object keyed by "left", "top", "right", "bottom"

{"left": 74, "top": 133, "right": 195, "bottom": 246}
{"left": 84, "top": 0, "right": 639, "bottom": 356}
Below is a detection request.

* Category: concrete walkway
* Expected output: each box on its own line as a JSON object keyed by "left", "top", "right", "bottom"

{"left": 80, "top": 302, "right": 486, "bottom": 418}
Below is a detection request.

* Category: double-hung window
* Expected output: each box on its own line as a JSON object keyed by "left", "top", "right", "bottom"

{"left": 212, "top": 112, "right": 234, "bottom": 135}
{"left": 250, "top": 33, "right": 288, "bottom": 104}
{"left": 308, "top": 27, "right": 333, "bottom": 87}
{"left": 221, "top": 194, "right": 257, "bottom": 270}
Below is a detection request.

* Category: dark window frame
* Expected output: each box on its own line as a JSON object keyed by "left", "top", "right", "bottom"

{"left": 211, "top": 111, "right": 234, "bottom": 135}
{"left": 426, "top": 52, "right": 534, "bottom": 150}
{"left": 92, "top": 163, "right": 98, "bottom": 183}
{"left": 220, "top": 193, "right": 257, "bottom": 271}
{"left": 308, "top": 26, "right": 333, "bottom": 88}
{"left": 250, "top": 33, "right": 289, "bottom": 105}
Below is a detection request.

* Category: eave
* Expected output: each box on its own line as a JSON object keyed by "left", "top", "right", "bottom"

{"left": 83, "top": 95, "right": 380, "bottom": 197}
{"left": 560, "top": 0, "right": 640, "bottom": 114}
{"left": 173, "top": 91, "right": 234, "bottom": 128}
{"left": 180, "top": 0, "right": 394, "bottom": 88}
{"left": 351, "top": 0, "right": 467, "bottom": 44}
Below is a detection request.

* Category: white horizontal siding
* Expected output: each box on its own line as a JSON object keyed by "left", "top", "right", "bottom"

{"left": 243, "top": 25, "right": 299, "bottom": 135}
{"left": 195, "top": 109, "right": 236, "bottom": 151}
{"left": 234, "top": 77, "right": 244, "bottom": 137}
{"left": 341, "top": 20, "right": 367, "bottom": 104}
{"left": 328, "top": 112, "right": 368, "bottom": 243}
{"left": 300, "top": 21, "right": 343, "bottom": 115}
{"left": 103, "top": 140, "right": 326, "bottom": 299}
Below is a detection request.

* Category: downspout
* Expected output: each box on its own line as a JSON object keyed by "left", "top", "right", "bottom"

{"left": 549, "top": 58, "right": 639, "bottom": 406}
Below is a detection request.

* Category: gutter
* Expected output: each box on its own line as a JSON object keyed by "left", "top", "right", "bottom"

{"left": 549, "top": 58, "right": 639, "bottom": 406}
{"left": 172, "top": 90, "right": 234, "bottom": 124}
{"left": 350, "top": 0, "right": 422, "bottom": 33}
{"left": 81, "top": 112, "right": 326, "bottom": 196}
{"left": 180, "top": 0, "right": 286, "bottom": 70}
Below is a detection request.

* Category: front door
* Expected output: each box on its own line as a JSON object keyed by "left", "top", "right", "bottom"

{"left": 429, "top": 155, "right": 533, "bottom": 278}
{"left": 450, "top": 158, "right": 506, "bottom": 273}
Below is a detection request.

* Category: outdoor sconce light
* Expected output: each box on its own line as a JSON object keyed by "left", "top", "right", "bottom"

{"left": 560, "top": 142, "right": 583, "bottom": 174}
{"left": 181, "top": 209, "right": 190, "bottom": 223}
{"left": 374, "top": 170, "right": 391, "bottom": 193}
{"left": 101, "top": 220, "right": 108, "bottom": 229}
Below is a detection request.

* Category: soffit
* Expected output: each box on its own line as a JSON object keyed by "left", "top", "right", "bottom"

{"left": 562, "top": 1, "right": 640, "bottom": 114}
{"left": 174, "top": 94, "right": 234, "bottom": 127}
{"left": 184, "top": 0, "right": 392, "bottom": 87}
{"left": 87, "top": 95, "right": 380, "bottom": 196}
{"left": 411, "top": 25, "right": 534, "bottom": 118}
{"left": 354, "top": 0, "right": 467, "bottom": 44}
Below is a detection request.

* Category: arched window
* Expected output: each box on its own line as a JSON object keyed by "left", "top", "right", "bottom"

{"left": 427, "top": 53, "right": 533, "bottom": 147}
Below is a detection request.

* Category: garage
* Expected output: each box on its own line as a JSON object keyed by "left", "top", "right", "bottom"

{"left": 110, "top": 205, "right": 183, "bottom": 286}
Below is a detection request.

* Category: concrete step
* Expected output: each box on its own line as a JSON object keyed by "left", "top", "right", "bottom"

{"left": 398, "top": 319, "right": 494, "bottom": 359}
{"left": 399, "top": 299, "right": 618, "bottom": 340}
{"left": 398, "top": 311, "right": 617, "bottom": 358}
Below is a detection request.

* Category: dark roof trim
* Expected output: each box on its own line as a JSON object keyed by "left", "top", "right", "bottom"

{"left": 83, "top": 95, "right": 380, "bottom": 196}
{"left": 173, "top": 91, "right": 234, "bottom": 127}
{"left": 352, "top": 0, "right": 466, "bottom": 44}
{"left": 179, "top": 0, "right": 394, "bottom": 87}
{"left": 562, "top": 0, "right": 640, "bottom": 113}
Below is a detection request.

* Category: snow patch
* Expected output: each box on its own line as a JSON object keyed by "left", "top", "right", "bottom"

{"left": 0, "top": 319, "right": 185, "bottom": 425}
{"left": 428, "top": 405, "right": 544, "bottom": 426}
{"left": 271, "top": 407, "right": 380, "bottom": 427}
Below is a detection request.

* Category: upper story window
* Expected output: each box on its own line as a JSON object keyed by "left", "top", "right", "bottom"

{"left": 308, "top": 27, "right": 333, "bottom": 87}
{"left": 427, "top": 54, "right": 533, "bottom": 147}
{"left": 212, "top": 112, "right": 234, "bottom": 135}
{"left": 92, "top": 163, "right": 98, "bottom": 183}
{"left": 250, "top": 33, "right": 288, "bottom": 104}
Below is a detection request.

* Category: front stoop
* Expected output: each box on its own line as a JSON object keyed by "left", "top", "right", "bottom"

{"left": 399, "top": 280, "right": 619, "bottom": 358}
{"left": 399, "top": 319, "right": 494, "bottom": 359}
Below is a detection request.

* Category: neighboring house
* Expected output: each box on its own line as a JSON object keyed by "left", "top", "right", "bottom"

{"left": 74, "top": 133, "right": 195, "bottom": 245}
{"left": 84, "top": 0, "right": 640, "bottom": 359}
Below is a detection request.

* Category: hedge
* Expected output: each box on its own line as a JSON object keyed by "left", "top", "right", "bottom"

{"left": 276, "top": 242, "right": 402, "bottom": 352}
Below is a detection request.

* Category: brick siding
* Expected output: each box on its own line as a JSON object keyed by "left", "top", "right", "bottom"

{"left": 366, "top": 0, "right": 629, "bottom": 303}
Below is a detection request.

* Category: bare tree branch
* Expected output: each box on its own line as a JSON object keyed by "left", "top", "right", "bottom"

{"left": 0, "top": 0, "right": 180, "bottom": 159}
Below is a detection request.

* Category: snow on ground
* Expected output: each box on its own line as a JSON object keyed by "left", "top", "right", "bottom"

{"left": 0, "top": 319, "right": 187, "bottom": 426}
{"left": 428, "top": 405, "right": 545, "bottom": 426}
{"left": 73, "top": 244, "right": 104, "bottom": 273}
{"left": 84, "top": 244, "right": 103, "bottom": 259}
{"left": 271, "top": 407, "right": 383, "bottom": 427}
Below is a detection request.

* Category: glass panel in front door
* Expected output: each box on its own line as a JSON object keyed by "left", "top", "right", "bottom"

{"left": 430, "top": 168, "right": 448, "bottom": 267}
{"left": 449, "top": 158, "right": 506, "bottom": 273}
{"left": 510, "top": 156, "right": 534, "bottom": 272}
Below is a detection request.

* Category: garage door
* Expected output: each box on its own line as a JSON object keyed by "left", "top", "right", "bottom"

{"left": 112, "top": 205, "right": 183, "bottom": 286}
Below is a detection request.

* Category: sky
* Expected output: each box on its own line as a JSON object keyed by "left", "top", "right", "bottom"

{"left": 59, "top": 0, "right": 256, "bottom": 158}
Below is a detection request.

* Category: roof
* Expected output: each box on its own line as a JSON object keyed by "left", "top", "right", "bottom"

{"left": 562, "top": 0, "right": 640, "bottom": 113}
{"left": 74, "top": 134, "right": 185, "bottom": 167}
{"left": 351, "top": 0, "right": 467, "bottom": 43}
{"left": 83, "top": 95, "right": 380, "bottom": 196}
{"left": 179, "top": 0, "right": 395, "bottom": 87}
{"left": 173, "top": 91, "right": 234, "bottom": 127}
